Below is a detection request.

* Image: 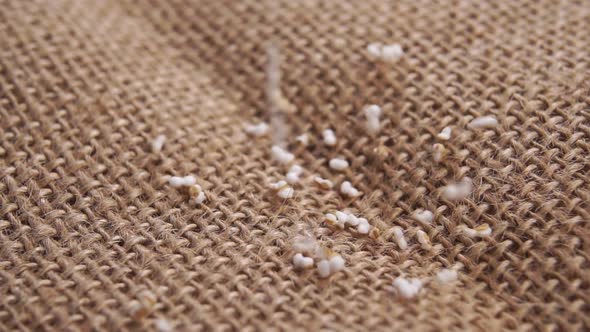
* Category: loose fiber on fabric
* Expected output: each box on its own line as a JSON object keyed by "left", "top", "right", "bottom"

{"left": 1, "top": 0, "right": 589, "bottom": 331}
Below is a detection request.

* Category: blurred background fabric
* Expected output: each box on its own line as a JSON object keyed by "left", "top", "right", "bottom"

{"left": 0, "top": 0, "right": 589, "bottom": 331}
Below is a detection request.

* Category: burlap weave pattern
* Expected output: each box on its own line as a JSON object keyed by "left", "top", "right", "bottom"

{"left": 1, "top": 0, "right": 589, "bottom": 331}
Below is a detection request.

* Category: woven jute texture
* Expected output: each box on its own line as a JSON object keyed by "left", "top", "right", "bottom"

{"left": 1, "top": 0, "right": 589, "bottom": 331}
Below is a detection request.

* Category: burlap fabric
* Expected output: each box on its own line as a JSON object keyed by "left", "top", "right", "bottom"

{"left": 1, "top": 0, "right": 589, "bottom": 331}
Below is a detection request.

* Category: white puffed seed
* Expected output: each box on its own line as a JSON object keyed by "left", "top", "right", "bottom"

{"left": 293, "top": 253, "right": 304, "bottom": 266}
{"left": 381, "top": 44, "right": 404, "bottom": 61}
{"left": 364, "top": 104, "right": 382, "bottom": 134}
{"left": 392, "top": 277, "right": 423, "bottom": 299}
{"left": 317, "top": 255, "right": 345, "bottom": 278}
{"left": 335, "top": 211, "right": 350, "bottom": 224}
{"left": 169, "top": 177, "right": 185, "bottom": 187}
{"left": 194, "top": 192, "right": 206, "bottom": 204}
{"left": 334, "top": 212, "right": 348, "bottom": 229}
{"left": 368, "top": 43, "right": 404, "bottom": 61}
{"left": 271, "top": 145, "right": 294, "bottom": 164}
{"left": 329, "top": 158, "right": 349, "bottom": 171}
{"left": 346, "top": 214, "right": 360, "bottom": 227}
{"left": 286, "top": 165, "right": 304, "bottom": 184}
{"left": 327, "top": 213, "right": 345, "bottom": 229}
{"left": 323, "top": 129, "right": 337, "bottom": 146}
{"left": 441, "top": 178, "right": 472, "bottom": 200}
{"left": 340, "top": 181, "right": 362, "bottom": 197}
{"left": 367, "top": 43, "right": 382, "bottom": 57}
{"left": 293, "top": 253, "right": 314, "bottom": 269}
{"left": 413, "top": 209, "right": 434, "bottom": 223}
{"left": 193, "top": 184, "right": 207, "bottom": 204}
{"left": 329, "top": 255, "right": 345, "bottom": 273}
{"left": 296, "top": 133, "right": 309, "bottom": 145}
{"left": 437, "top": 126, "right": 452, "bottom": 140}
{"left": 468, "top": 116, "right": 498, "bottom": 129}
{"left": 245, "top": 122, "right": 269, "bottom": 136}
{"left": 357, "top": 223, "right": 370, "bottom": 234}
{"left": 436, "top": 269, "right": 458, "bottom": 283}
{"left": 364, "top": 104, "right": 381, "bottom": 118}
{"left": 286, "top": 173, "right": 299, "bottom": 184}
{"left": 317, "top": 259, "right": 331, "bottom": 278}
{"left": 169, "top": 175, "right": 196, "bottom": 187}
{"left": 392, "top": 226, "right": 408, "bottom": 250}
{"left": 325, "top": 213, "right": 343, "bottom": 229}
{"left": 462, "top": 224, "right": 492, "bottom": 238}
{"left": 313, "top": 176, "right": 333, "bottom": 189}
{"left": 277, "top": 187, "right": 294, "bottom": 199}
{"left": 357, "top": 218, "right": 370, "bottom": 234}
{"left": 151, "top": 134, "right": 166, "bottom": 153}
{"left": 289, "top": 165, "right": 303, "bottom": 175}
{"left": 327, "top": 211, "right": 372, "bottom": 232}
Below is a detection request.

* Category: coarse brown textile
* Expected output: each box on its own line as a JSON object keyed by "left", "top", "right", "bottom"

{"left": 1, "top": 0, "right": 589, "bottom": 331}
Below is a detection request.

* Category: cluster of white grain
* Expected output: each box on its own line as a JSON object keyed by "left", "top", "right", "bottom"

{"left": 291, "top": 235, "right": 345, "bottom": 278}
{"left": 153, "top": 40, "right": 501, "bottom": 301}
{"left": 325, "top": 211, "right": 379, "bottom": 238}
{"left": 168, "top": 175, "right": 207, "bottom": 204}
{"left": 271, "top": 145, "right": 294, "bottom": 164}
{"left": 152, "top": 135, "right": 209, "bottom": 206}
{"left": 360, "top": 42, "right": 498, "bottom": 298}
{"left": 392, "top": 267, "right": 460, "bottom": 299}
{"left": 286, "top": 165, "right": 303, "bottom": 184}
{"left": 367, "top": 43, "right": 404, "bottom": 61}
{"left": 340, "top": 181, "right": 362, "bottom": 197}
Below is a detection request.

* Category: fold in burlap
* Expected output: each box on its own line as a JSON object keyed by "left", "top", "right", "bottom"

{"left": 1, "top": 0, "right": 589, "bottom": 331}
